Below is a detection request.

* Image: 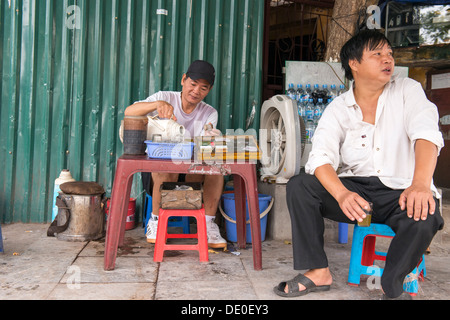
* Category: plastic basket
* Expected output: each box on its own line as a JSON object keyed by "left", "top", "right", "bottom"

{"left": 145, "top": 141, "right": 194, "bottom": 160}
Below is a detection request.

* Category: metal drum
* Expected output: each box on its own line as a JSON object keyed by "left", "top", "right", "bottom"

{"left": 56, "top": 193, "right": 105, "bottom": 242}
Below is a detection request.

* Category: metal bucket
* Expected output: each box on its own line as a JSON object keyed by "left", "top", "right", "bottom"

{"left": 56, "top": 193, "right": 105, "bottom": 242}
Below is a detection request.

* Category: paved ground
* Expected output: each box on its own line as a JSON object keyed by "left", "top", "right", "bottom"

{"left": 1, "top": 214, "right": 448, "bottom": 301}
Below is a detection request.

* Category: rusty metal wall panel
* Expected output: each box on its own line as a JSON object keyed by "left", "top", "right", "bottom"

{"left": 0, "top": 0, "right": 264, "bottom": 223}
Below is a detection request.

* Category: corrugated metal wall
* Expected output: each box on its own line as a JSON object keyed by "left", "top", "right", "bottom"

{"left": 0, "top": 0, "right": 264, "bottom": 223}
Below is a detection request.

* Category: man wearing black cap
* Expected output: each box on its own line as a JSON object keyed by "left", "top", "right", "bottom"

{"left": 125, "top": 60, "right": 226, "bottom": 248}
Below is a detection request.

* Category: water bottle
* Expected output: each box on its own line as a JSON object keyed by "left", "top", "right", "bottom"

{"left": 287, "top": 83, "right": 296, "bottom": 100}
{"left": 329, "top": 84, "right": 338, "bottom": 101}
{"left": 314, "top": 98, "right": 324, "bottom": 125}
{"left": 311, "top": 84, "right": 320, "bottom": 104}
{"left": 322, "top": 85, "right": 330, "bottom": 98}
{"left": 326, "top": 98, "right": 332, "bottom": 108}
{"left": 302, "top": 97, "right": 309, "bottom": 114}
{"left": 297, "top": 99, "right": 305, "bottom": 119}
{"left": 313, "top": 84, "right": 320, "bottom": 95}
{"left": 51, "top": 169, "right": 76, "bottom": 221}
{"left": 305, "top": 84, "right": 312, "bottom": 93}
{"left": 304, "top": 84, "right": 312, "bottom": 100}
{"left": 305, "top": 120, "right": 315, "bottom": 144}
{"left": 319, "top": 98, "right": 325, "bottom": 115}
{"left": 338, "top": 84, "right": 346, "bottom": 96}
{"left": 296, "top": 84, "right": 304, "bottom": 102}
{"left": 300, "top": 97, "right": 308, "bottom": 118}
{"left": 305, "top": 98, "right": 314, "bottom": 122}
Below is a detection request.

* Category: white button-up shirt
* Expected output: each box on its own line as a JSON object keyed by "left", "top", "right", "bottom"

{"left": 305, "top": 76, "right": 444, "bottom": 197}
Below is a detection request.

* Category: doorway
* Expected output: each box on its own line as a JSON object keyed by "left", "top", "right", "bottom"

{"left": 262, "top": 0, "right": 335, "bottom": 101}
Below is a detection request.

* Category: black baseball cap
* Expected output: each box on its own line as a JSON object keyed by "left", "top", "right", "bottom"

{"left": 186, "top": 60, "right": 215, "bottom": 86}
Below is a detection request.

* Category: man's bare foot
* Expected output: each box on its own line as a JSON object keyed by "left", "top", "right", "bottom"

{"left": 284, "top": 268, "right": 333, "bottom": 293}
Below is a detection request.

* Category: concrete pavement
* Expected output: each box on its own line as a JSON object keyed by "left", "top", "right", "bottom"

{"left": 1, "top": 214, "right": 448, "bottom": 301}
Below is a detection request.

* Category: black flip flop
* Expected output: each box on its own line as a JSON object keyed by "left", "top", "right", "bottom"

{"left": 273, "top": 273, "right": 331, "bottom": 298}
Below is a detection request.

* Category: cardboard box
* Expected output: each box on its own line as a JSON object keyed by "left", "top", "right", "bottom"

{"left": 160, "top": 182, "right": 203, "bottom": 210}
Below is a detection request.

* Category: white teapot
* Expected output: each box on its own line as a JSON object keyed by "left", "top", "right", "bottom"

{"left": 147, "top": 116, "right": 185, "bottom": 143}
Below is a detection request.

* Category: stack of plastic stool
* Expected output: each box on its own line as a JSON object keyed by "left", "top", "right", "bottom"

{"left": 154, "top": 206, "right": 208, "bottom": 262}
{"left": 144, "top": 193, "right": 190, "bottom": 234}
{"left": 348, "top": 223, "right": 426, "bottom": 296}
{"left": 0, "top": 224, "right": 4, "bottom": 253}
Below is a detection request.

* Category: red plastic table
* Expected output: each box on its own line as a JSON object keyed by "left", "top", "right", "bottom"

{"left": 104, "top": 155, "right": 262, "bottom": 270}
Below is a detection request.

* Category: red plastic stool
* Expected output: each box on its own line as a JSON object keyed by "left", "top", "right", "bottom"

{"left": 153, "top": 206, "right": 208, "bottom": 262}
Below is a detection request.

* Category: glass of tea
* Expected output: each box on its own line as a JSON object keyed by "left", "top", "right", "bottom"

{"left": 357, "top": 202, "right": 373, "bottom": 227}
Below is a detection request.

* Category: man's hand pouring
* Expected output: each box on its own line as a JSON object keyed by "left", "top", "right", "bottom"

{"left": 156, "top": 101, "right": 177, "bottom": 121}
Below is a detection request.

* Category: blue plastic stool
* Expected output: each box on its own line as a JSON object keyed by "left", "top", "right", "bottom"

{"left": 348, "top": 223, "right": 426, "bottom": 296}
{"left": 144, "top": 194, "right": 190, "bottom": 234}
{"left": 338, "top": 223, "right": 348, "bottom": 244}
{"left": 0, "top": 224, "right": 4, "bottom": 253}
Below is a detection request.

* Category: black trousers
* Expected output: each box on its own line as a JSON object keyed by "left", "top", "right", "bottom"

{"left": 286, "top": 172, "right": 444, "bottom": 298}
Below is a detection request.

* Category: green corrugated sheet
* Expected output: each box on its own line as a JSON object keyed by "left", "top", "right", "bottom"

{"left": 0, "top": 0, "right": 264, "bottom": 223}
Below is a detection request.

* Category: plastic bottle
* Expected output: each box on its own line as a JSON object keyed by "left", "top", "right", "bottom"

{"left": 305, "top": 98, "right": 314, "bottom": 122}
{"left": 314, "top": 98, "right": 324, "bottom": 125}
{"left": 304, "top": 84, "right": 312, "bottom": 100}
{"left": 329, "top": 84, "right": 338, "bottom": 101}
{"left": 299, "top": 97, "right": 308, "bottom": 119}
{"left": 297, "top": 99, "right": 305, "bottom": 119}
{"left": 295, "top": 84, "right": 304, "bottom": 102}
{"left": 313, "top": 84, "right": 320, "bottom": 96}
{"left": 51, "top": 169, "right": 76, "bottom": 221}
{"left": 305, "top": 120, "right": 315, "bottom": 144}
{"left": 322, "top": 84, "right": 330, "bottom": 99}
{"left": 313, "top": 83, "right": 319, "bottom": 92}
{"left": 338, "top": 84, "right": 346, "bottom": 96}
{"left": 326, "top": 98, "right": 332, "bottom": 108}
{"left": 287, "top": 83, "right": 296, "bottom": 100}
{"left": 311, "top": 84, "right": 320, "bottom": 104}
{"left": 302, "top": 97, "right": 309, "bottom": 117}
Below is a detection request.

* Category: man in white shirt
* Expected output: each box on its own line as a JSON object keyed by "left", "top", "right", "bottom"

{"left": 124, "top": 60, "right": 226, "bottom": 249}
{"left": 274, "top": 30, "right": 444, "bottom": 299}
